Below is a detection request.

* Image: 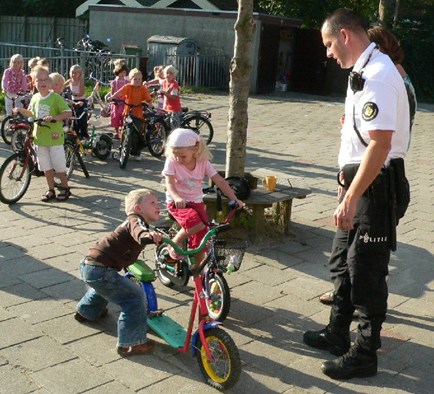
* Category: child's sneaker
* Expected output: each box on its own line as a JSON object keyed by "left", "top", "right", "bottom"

{"left": 133, "top": 155, "right": 142, "bottom": 161}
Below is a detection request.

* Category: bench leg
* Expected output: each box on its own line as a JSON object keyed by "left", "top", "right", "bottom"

{"left": 274, "top": 200, "right": 293, "bottom": 235}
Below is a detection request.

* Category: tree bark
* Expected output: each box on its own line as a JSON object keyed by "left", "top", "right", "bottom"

{"left": 379, "top": 0, "right": 398, "bottom": 29}
{"left": 226, "top": 0, "right": 255, "bottom": 177}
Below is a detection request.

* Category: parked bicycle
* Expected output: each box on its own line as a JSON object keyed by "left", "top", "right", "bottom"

{"left": 125, "top": 224, "right": 242, "bottom": 390}
{"left": 149, "top": 89, "right": 214, "bottom": 145}
{"left": 114, "top": 101, "right": 167, "bottom": 169}
{"left": 1, "top": 92, "right": 32, "bottom": 145}
{"left": 154, "top": 200, "right": 246, "bottom": 321}
{"left": 0, "top": 117, "right": 53, "bottom": 204}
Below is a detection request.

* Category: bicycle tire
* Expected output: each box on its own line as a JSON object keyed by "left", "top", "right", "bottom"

{"left": 92, "top": 134, "right": 112, "bottom": 160}
{"left": 1, "top": 116, "right": 14, "bottom": 145}
{"left": 146, "top": 120, "right": 167, "bottom": 157}
{"left": 205, "top": 273, "right": 231, "bottom": 322}
{"left": 64, "top": 142, "right": 77, "bottom": 179}
{"left": 181, "top": 114, "right": 214, "bottom": 145}
{"left": 75, "top": 149, "right": 90, "bottom": 178}
{"left": 155, "top": 243, "right": 189, "bottom": 288}
{"left": 0, "top": 153, "right": 31, "bottom": 204}
{"left": 196, "top": 328, "right": 241, "bottom": 390}
{"left": 119, "top": 126, "right": 132, "bottom": 169}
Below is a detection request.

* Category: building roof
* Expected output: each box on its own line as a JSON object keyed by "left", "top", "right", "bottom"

{"left": 77, "top": 0, "right": 265, "bottom": 17}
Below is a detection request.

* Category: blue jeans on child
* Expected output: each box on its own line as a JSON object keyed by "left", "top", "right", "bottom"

{"left": 76, "top": 259, "right": 148, "bottom": 347}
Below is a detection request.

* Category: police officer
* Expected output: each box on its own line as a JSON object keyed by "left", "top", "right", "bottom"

{"left": 303, "top": 8, "right": 410, "bottom": 380}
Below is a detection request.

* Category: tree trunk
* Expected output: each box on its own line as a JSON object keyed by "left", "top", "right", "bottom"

{"left": 226, "top": 0, "right": 255, "bottom": 177}
{"left": 379, "top": 0, "right": 398, "bottom": 29}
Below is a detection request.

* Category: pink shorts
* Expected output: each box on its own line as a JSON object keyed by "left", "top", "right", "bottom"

{"left": 168, "top": 202, "right": 208, "bottom": 249}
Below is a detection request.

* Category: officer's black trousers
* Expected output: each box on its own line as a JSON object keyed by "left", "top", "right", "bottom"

{"left": 328, "top": 180, "right": 391, "bottom": 352}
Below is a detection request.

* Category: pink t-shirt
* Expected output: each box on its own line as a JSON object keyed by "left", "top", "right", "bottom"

{"left": 162, "top": 157, "right": 217, "bottom": 203}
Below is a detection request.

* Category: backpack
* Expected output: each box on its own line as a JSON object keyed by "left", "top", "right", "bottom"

{"left": 225, "top": 176, "right": 251, "bottom": 200}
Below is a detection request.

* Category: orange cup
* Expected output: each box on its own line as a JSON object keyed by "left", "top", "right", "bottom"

{"left": 263, "top": 176, "right": 277, "bottom": 191}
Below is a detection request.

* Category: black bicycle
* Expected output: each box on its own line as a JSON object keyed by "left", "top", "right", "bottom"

{"left": 115, "top": 101, "right": 167, "bottom": 169}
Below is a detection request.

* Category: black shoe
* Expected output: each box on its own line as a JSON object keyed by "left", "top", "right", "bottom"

{"left": 74, "top": 308, "right": 108, "bottom": 323}
{"left": 321, "top": 347, "right": 377, "bottom": 380}
{"left": 303, "top": 328, "right": 350, "bottom": 356}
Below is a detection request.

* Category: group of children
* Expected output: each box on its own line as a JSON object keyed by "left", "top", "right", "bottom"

{"left": 2, "top": 54, "right": 243, "bottom": 355}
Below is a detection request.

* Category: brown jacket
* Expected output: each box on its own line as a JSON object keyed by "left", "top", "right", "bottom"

{"left": 87, "top": 214, "right": 151, "bottom": 270}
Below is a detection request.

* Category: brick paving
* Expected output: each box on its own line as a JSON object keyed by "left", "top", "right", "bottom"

{"left": 0, "top": 92, "right": 433, "bottom": 393}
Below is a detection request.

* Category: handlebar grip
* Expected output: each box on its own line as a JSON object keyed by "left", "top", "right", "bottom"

{"left": 140, "top": 237, "right": 155, "bottom": 246}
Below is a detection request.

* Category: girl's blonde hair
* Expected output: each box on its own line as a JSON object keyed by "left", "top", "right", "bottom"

{"left": 125, "top": 188, "right": 155, "bottom": 215}
{"left": 165, "top": 129, "right": 212, "bottom": 162}
{"left": 129, "top": 68, "right": 142, "bottom": 79}
{"left": 69, "top": 64, "right": 83, "bottom": 76}
{"left": 163, "top": 64, "right": 178, "bottom": 77}
{"left": 154, "top": 65, "right": 164, "bottom": 77}
{"left": 37, "top": 57, "right": 49, "bottom": 67}
{"left": 49, "top": 72, "right": 65, "bottom": 86}
{"left": 28, "top": 57, "right": 41, "bottom": 69}
{"left": 9, "top": 54, "right": 24, "bottom": 68}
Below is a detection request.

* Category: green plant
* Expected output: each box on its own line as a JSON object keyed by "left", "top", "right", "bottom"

{"left": 0, "top": 92, "right": 5, "bottom": 115}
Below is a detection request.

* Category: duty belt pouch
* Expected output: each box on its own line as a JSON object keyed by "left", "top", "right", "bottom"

{"left": 388, "top": 158, "right": 410, "bottom": 221}
{"left": 341, "top": 164, "right": 360, "bottom": 189}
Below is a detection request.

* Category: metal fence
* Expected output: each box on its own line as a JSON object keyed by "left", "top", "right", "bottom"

{"left": 0, "top": 42, "right": 139, "bottom": 83}
{"left": 0, "top": 42, "right": 229, "bottom": 90}
{"left": 165, "top": 53, "right": 229, "bottom": 89}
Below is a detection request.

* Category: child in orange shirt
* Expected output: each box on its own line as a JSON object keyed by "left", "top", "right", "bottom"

{"left": 109, "top": 68, "right": 153, "bottom": 160}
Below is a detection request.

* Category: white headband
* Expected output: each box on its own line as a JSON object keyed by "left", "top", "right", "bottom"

{"left": 169, "top": 128, "right": 200, "bottom": 147}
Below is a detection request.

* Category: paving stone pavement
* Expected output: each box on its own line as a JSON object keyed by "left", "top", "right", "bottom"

{"left": 0, "top": 92, "right": 433, "bottom": 394}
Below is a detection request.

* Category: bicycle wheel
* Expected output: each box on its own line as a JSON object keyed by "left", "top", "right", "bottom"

{"left": 155, "top": 243, "right": 189, "bottom": 287}
{"left": 119, "top": 127, "right": 132, "bottom": 169}
{"left": 0, "top": 153, "right": 31, "bottom": 204}
{"left": 205, "top": 273, "right": 231, "bottom": 322}
{"left": 196, "top": 328, "right": 241, "bottom": 390}
{"left": 1, "top": 116, "right": 14, "bottom": 145}
{"left": 64, "top": 142, "right": 77, "bottom": 179}
{"left": 181, "top": 114, "right": 214, "bottom": 145}
{"left": 92, "top": 134, "right": 112, "bottom": 160}
{"left": 146, "top": 120, "right": 167, "bottom": 158}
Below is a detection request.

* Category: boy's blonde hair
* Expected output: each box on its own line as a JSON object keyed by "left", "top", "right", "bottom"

{"left": 125, "top": 189, "right": 155, "bottom": 215}
{"left": 9, "top": 54, "right": 24, "bottom": 68}
{"left": 164, "top": 65, "right": 178, "bottom": 77}
{"left": 28, "top": 57, "right": 40, "bottom": 69}
{"left": 31, "top": 65, "right": 50, "bottom": 80}
{"left": 69, "top": 64, "right": 83, "bottom": 76}
{"left": 49, "top": 72, "right": 65, "bottom": 86}
{"left": 165, "top": 129, "right": 212, "bottom": 161}
{"left": 128, "top": 68, "right": 142, "bottom": 79}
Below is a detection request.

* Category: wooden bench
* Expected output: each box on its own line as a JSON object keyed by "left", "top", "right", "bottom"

{"left": 203, "top": 179, "right": 311, "bottom": 235}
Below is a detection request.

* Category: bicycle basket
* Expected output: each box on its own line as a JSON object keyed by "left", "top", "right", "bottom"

{"left": 213, "top": 237, "right": 247, "bottom": 273}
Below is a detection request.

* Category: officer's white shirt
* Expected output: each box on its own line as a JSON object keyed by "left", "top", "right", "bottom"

{"left": 339, "top": 42, "right": 410, "bottom": 168}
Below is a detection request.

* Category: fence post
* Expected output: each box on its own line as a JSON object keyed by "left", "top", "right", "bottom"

{"left": 195, "top": 52, "right": 200, "bottom": 88}
{"left": 60, "top": 47, "right": 65, "bottom": 76}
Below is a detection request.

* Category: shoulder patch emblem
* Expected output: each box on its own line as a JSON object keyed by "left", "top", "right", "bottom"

{"left": 362, "top": 102, "right": 379, "bottom": 121}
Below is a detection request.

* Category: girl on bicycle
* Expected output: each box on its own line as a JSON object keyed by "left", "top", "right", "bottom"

{"left": 110, "top": 59, "right": 129, "bottom": 139}
{"left": 1, "top": 54, "right": 28, "bottom": 116}
{"left": 66, "top": 64, "right": 89, "bottom": 140}
{"left": 15, "top": 66, "right": 72, "bottom": 202}
{"left": 162, "top": 128, "right": 244, "bottom": 263}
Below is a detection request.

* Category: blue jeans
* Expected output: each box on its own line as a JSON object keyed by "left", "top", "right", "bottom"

{"left": 76, "top": 260, "right": 148, "bottom": 347}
